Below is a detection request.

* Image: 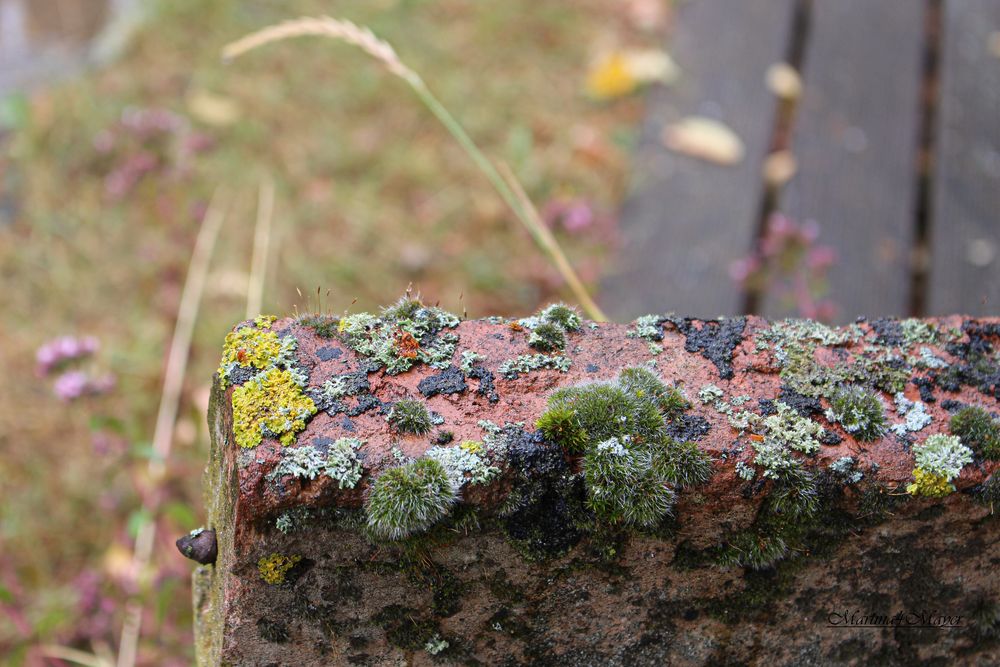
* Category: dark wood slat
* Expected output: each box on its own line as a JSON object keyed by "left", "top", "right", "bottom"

{"left": 928, "top": 0, "right": 1000, "bottom": 315}
{"left": 600, "top": 0, "right": 796, "bottom": 321}
{"left": 765, "top": 1, "right": 925, "bottom": 321}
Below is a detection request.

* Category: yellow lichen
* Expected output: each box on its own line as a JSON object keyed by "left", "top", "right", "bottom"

{"left": 460, "top": 440, "right": 484, "bottom": 455}
{"left": 257, "top": 553, "right": 301, "bottom": 585}
{"left": 906, "top": 468, "right": 954, "bottom": 498}
{"left": 217, "top": 319, "right": 286, "bottom": 386}
{"left": 232, "top": 368, "right": 317, "bottom": 448}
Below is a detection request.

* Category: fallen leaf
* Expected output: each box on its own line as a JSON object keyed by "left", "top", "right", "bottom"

{"left": 586, "top": 49, "right": 678, "bottom": 101}
{"left": 766, "top": 62, "right": 802, "bottom": 100}
{"left": 661, "top": 116, "right": 745, "bottom": 165}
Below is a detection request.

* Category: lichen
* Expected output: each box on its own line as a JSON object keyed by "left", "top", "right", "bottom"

{"left": 911, "top": 434, "right": 973, "bottom": 480}
{"left": 231, "top": 368, "right": 317, "bottom": 448}
{"left": 906, "top": 468, "right": 954, "bottom": 498}
{"left": 890, "top": 392, "right": 932, "bottom": 437}
{"left": 828, "top": 456, "right": 863, "bottom": 484}
{"left": 950, "top": 406, "right": 1000, "bottom": 460}
{"left": 337, "top": 295, "right": 460, "bottom": 375}
{"left": 425, "top": 442, "right": 501, "bottom": 491}
{"left": 217, "top": 316, "right": 297, "bottom": 389}
{"left": 365, "top": 458, "right": 456, "bottom": 540}
{"left": 499, "top": 354, "right": 572, "bottom": 379}
{"left": 257, "top": 553, "right": 302, "bottom": 585}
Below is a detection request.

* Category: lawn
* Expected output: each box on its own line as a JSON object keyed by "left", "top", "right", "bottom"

{"left": 0, "top": 0, "right": 660, "bottom": 662}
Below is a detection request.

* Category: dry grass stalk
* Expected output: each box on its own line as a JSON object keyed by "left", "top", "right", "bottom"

{"left": 246, "top": 177, "right": 275, "bottom": 319}
{"left": 223, "top": 16, "right": 607, "bottom": 321}
{"left": 116, "top": 188, "right": 230, "bottom": 667}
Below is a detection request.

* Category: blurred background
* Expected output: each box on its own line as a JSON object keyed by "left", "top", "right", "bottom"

{"left": 1, "top": 0, "right": 997, "bottom": 664}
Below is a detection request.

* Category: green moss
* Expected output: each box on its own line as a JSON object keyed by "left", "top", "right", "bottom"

{"left": 231, "top": 368, "right": 317, "bottom": 448}
{"left": 583, "top": 437, "right": 675, "bottom": 527}
{"left": 538, "top": 303, "right": 582, "bottom": 331}
{"left": 618, "top": 366, "right": 689, "bottom": 419}
{"left": 528, "top": 321, "right": 567, "bottom": 352}
{"left": 535, "top": 406, "right": 588, "bottom": 453}
{"left": 828, "top": 385, "right": 887, "bottom": 441}
{"left": 387, "top": 399, "right": 433, "bottom": 435}
{"left": 257, "top": 553, "right": 302, "bottom": 585}
{"left": 546, "top": 384, "right": 664, "bottom": 448}
{"left": 652, "top": 438, "right": 712, "bottom": 488}
{"left": 297, "top": 313, "right": 340, "bottom": 338}
{"left": 950, "top": 406, "right": 1000, "bottom": 460}
{"left": 365, "top": 458, "right": 456, "bottom": 540}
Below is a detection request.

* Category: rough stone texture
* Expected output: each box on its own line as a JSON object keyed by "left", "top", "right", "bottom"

{"left": 191, "top": 313, "right": 1000, "bottom": 666}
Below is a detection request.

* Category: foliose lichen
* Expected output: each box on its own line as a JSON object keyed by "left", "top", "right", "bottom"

{"left": 231, "top": 368, "right": 317, "bottom": 448}
{"left": 912, "top": 434, "right": 973, "bottom": 481}
{"left": 257, "top": 553, "right": 302, "bottom": 585}
{"left": 499, "top": 354, "right": 572, "bottom": 379}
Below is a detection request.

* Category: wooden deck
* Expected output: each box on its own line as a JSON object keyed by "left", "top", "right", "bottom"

{"left": 601, "top": 0, "right": 1000, "bottom": 322}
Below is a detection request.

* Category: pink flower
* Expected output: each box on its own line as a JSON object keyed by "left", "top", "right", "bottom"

{"left": 53, "top": 370, "right": 115, "bottom": 401}
{"left": 35, "top": 336, "right": 99, "bottom": 376}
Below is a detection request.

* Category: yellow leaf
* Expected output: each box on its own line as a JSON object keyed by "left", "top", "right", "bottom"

{"left": 661, "top": 116, "right": 745, "bottom": 166}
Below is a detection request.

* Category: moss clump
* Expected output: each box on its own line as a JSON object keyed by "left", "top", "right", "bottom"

{"left": 535, "top": 405, "right": 588, "bottom": 453}
{"left": 618, "top": 366, "right": 689, "bottom": 419}
{"left": 584, "top": 437, "right": 675, "bottom": 527}
{"left": 257, "top": 553, "right": 302, "bottom": 585}
{"left": 366, "top": 458, "right": 456, "bottom": 540}
{"left": 950, "top": 406, "right": 1000, "bottom": 460}
{"left": 537, "top": 368, "right": 711, "bottom": 532}
{"left": 827, "top": 385, "right": 887, "bottom": 441}
{"left": 232, "top": 368, "right": 317, "bottom": 448}
{"left": 387, "top": 399, "right": 433, "bottom": 435}
{"left": 528, "top": 321, "right": 567, "bottom": 352}
{"left": 538, "top": 303, "right": 582, "bottom": 331}
{"left": 906, "top": 468, "right": 954, "bottom": 498}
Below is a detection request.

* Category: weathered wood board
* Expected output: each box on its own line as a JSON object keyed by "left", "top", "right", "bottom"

{"left": 928, "top": 0, "right": 1000, "bottom": 316}
{"left": 600, "top": 0, "right": 796, "bottom": 321}
{"left": 760, "top": 1, "right": 926, "bottom": 321}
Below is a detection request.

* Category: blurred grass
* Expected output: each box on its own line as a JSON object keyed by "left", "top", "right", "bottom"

{"left": 0, "top": 0, "right": 653, "bottom": 662}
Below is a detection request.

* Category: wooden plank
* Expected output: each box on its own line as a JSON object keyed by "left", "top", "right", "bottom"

{"left": 600, "top": 0, "right": 797, "bottom": 321}
{"left": 928, "top": 0, "right": 1000, "bottom": 315}
{"left": 765, "top": 0, "right": 925, "bottom": 321}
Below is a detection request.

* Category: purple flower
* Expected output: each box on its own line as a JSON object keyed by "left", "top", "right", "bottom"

{"left": 53, "top": 370, "right": 115, "bottom": 401}
{"left": 35, "top": 336, "right": 99, "bottom": 376}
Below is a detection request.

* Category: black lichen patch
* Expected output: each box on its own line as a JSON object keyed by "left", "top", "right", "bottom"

{"left": 466, "top": 365, "right": 499, "bottom": 403}
{"left": 418, "top": 365, "right": 467, "bottom": 398}
{"left": 664, "top": 415, "right": 711, "bottom": 442}
{"left": 225, "top": 364, "right": 258, "bottom": 387}
{"left": 758, "top": 398, "right": 777, "bottom": 416}
{"left": 502, "top": 430, "right": 585, "bottom": 560}
{"left": 316, "top": 346, "right": 343, "bottom": 361}
{"left": 778, "top": 386, "right": 823, "bottom": 416}
{"left": 870, "top": 318, "right": 904, "bottom": 347}
{"left": 819, "top": 430, "right": 843, "bottom": 446}
{"left": 586, "top": 363, "right": 600, "bottom": 373}
{"left": 257, "top": 618, "right": 289, "bottom": 643}
{"left": 938, "top": 321, "right": 1000, "bottom": 400}
{"left": 671, "top": 317, "right": 746, "bottom": 379}
{"left": 913, "top": 376, "right": 936, "bottom": 403}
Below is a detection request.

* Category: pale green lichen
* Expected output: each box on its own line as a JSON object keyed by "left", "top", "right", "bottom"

{"left": 499, "top": 354, "right": 571, "bottom": 379}
{"left": 698, "top": 384, "right": 724, "bottom": 405}
{"left": 426, "top": 441, "right": 500, "bottom": 491}
{"left": 912, "top": 434, "right": 973, "bottom": 481}
{"left": 459, "top": 350, "right": 485, "bottom": 373}
{"left": 628, "top": 314, "right": 665, "bottom": 341}
{"left": 829, "top": 456, "right": 863, "bottom": 484}
{"left": 424, "top": 634, "right": 449, "bottom": 655}
{"left": 231, "top": 368, "right": 317, "bottom": 448}
{"left": 337, "top": 296, "right": 460, "bottom": 374}
{"left": 891, "top": 392, "right": 932, "bottom": 436}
